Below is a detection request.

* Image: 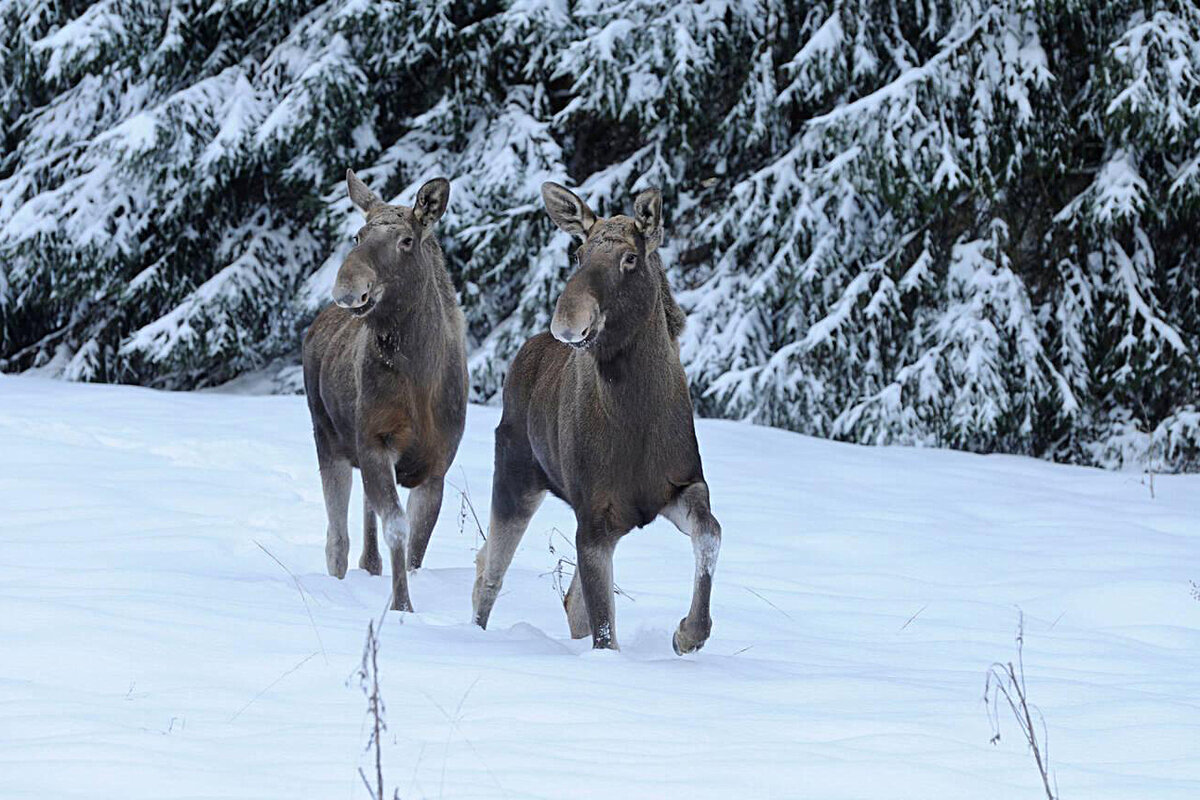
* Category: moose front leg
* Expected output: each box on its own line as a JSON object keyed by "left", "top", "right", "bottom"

{"left": 405, "top": 475, "right": 444, "bottom": 571}
{"left": 576, "top": 522, "right": 621, "bottom": 650}
{"left": 661, "top": 482, "right": 721, "bottom": 655}
{"left": 360, "top": 447, "right": 412, "bottom": 612}
{"left": 316, "top": 442, "right": 352, "bottom": 579}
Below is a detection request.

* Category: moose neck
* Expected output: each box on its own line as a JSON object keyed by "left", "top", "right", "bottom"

{"left": 588, "top": 292, "right": 682, "bottom": 405}
{"left": 364, "top": 267, "right": 444, "bottom": 369}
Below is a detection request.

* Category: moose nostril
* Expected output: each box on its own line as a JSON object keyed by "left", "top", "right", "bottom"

{"left": 359, "top": 292, "right": 368, "bottom": 304}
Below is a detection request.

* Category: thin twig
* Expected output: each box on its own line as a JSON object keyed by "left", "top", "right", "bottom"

{"left": 253, "top": 540, "right": 327, "bottom": 663}
{"left": 543, "top": 529, "right": 633, "bottom": 601}
{"left": 744, "top": 587, "right": 793, "bottom": 621}
{"left": 423, "top": 678, "right": 506, "bottom": 799}
{"left": 228, "top": 650, "right": 318, "bottom": 722}
{"left": 377, "top": 576, "right": 400, "bottom": 631}
{"left": 541, "top": 555, "right": 575, "bottom": 602}
{"left": 900, "top": 603, "right": 928, "bottom": 631}
{"left": 359, "top": 768, "right": 376, "bottom": 800}
{"left": 407, "top": 743, "right": 429, "bottom": 799}
{"left": 370, "top": 625, "right": 384, "bottom": 800}
{"left": 984, "top": 611, "right": 1056, "bottom": 800}
{"left": 447, "top": 474, "right": 486, "bottom": 543}
{"left": 354, "top": 620, "right": 388, "bottom": 800}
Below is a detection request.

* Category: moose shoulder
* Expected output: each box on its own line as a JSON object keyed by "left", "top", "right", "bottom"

{"left": 302, "top": 169, "right": 467, "bottom": 612}
{"left": 473, "top": 181, "right": 721, "bottom": 655}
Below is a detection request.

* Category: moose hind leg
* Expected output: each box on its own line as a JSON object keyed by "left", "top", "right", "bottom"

{"left": 661, "top": 482, "right": 722, "bottom": 655}
{"left": 473, "top": 488, "right": 545, "bottom": 629}
{"left": 563, "top": 570, "right": 591, "bottom": 639}
{"left": 360, "top": 490, "right": 382, "bottom": 575}
{"left": 406, "top": 475, "right": 444, "bottom": 571}
{"left": 473, "top": 422, "right": 546, "bottom": 629}
{"left": 319, "top": 457, "right": 352, "bottom": 579}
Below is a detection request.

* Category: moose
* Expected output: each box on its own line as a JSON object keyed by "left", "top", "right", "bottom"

{"left": 303, "top": 169, "right": 467, "bottom": 611}
{"left": 472, "top": 182, "right": 722, "bottom": 654}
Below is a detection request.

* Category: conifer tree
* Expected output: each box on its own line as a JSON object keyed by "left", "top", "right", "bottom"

{"left": 2, "top": 0, "right": 1196, "bottom": 469}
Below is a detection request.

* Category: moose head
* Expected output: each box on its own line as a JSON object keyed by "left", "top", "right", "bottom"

{"left": 333, "top": 169, "right": 450, "bottom": 317}
{"left": 540, "top": 182, "right": 664, "bottom": 357}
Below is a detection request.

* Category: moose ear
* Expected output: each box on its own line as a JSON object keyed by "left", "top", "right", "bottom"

{"left": 541, "top": 182, "right": 597, "bottom": 241}
{"left": 633, "top": 188, "right": 663, "bottom": 252}
{"left": 347, "top": 168, "right": 382, "bottom": 215}
{"left": 414, "top": 177, "right": 450, "bottom": 228}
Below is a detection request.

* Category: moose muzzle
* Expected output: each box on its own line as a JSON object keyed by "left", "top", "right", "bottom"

{"left": 333, "top": 256, "right": 376, "bottom": 315}
{"left": 550, "top": 288, "right": 601, "bottom": 348}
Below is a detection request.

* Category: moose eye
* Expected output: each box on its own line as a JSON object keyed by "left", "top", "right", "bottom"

{"left": 399, "top": 235, "right": 414, "bottom": 250}
{"left": 621, "top": 252, "right": 638, "bottom": 270}
{"left": 353, "top": 234, "right": 360, "bottom": 245}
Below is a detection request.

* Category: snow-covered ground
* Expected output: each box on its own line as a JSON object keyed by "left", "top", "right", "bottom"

{"left": 1, "top": 375, "right": 1198, "bottom": 799}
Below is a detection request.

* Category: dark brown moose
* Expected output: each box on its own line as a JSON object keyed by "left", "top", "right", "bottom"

{"left": 303, "top": 169, "right": 467, "bottom": 611}
{"left": 472, "top": 182, "right": 721, "bottom": 654}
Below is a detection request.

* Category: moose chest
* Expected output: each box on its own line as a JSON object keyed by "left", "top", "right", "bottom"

{"left": 537, "top": 396, "right": 701, "bottom": 531}
{"left": 354, "top": 371, "right": 448, "bottom": 488}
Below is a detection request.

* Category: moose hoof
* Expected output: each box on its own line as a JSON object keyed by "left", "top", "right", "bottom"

{"left": 326, "top": 540, "right": 349, "bottom": 579}
{"left": 359, "top": 551, "right": 383, "bottom": 576}
{"left": 672, "top": 617, "right": 711, "bottom": 656}
{"left": 392, "top": 596, "right": 414, "bottom": 613}
{"left": 472, "top": 579, "right": 500, "bottom": 630}
{"left": 470, "top": 596, "right": 488, "bottom": 629}
{"left": 326, "top": 558, "right": 348, "bottom": 580}
{"left": 471, "top": 591, "right": 489, "bottom": 629}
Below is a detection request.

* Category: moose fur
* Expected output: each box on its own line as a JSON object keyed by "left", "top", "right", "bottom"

{"left": 302, "top": 169, "right": 467, "bottom": 611}
{"left": 472, "top": 181, "right": 721, "bottom": 654}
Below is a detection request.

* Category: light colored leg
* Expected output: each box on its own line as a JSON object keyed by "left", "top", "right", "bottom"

{"left": 563, "top": 570, "right": 590, "bottom": 639}
{"left": 472, "top": 489, "right": 545, "bottom": 628}
{"left": 661, "top": 482, "right": 722, "bottom": 655}
{"left": 359, "top": 490, "right": 382, "bottom": 575}
{"left": 406, "top": 476, "right": 444, "bottom": 571}
{"left": 360, "top": 447, "right": 412, "bottom": 612}
{"left": 319, "top": 458, "right": 352, "bottom": 579}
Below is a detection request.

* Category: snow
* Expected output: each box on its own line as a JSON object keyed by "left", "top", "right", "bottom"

{"left": 32, "top": 0, "right": 125, "bottom": 82}
{"left": 2, "top": 375, "right": 1198, "bottom": 798}
{"left": 1090, "top": 151, "right": 1149, "bottom": 224}
{"left": 804, "top": 6, "right": 997, "bottom": 129}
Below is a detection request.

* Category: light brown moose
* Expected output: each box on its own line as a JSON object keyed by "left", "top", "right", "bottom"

{"left": 303, "top": 169, "right": 467, "bottom": 611}
{"left": 472, "top": 182, "right": 721, "bottom": 654}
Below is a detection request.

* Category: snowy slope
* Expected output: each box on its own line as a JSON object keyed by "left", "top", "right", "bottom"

{"left": 1, "top": 376, "right": 1198, "bottom": 799}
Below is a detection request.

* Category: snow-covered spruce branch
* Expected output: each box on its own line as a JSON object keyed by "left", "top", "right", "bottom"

{"left": 2, "top": 0, "right": 1198, "bottom": 470}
